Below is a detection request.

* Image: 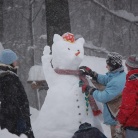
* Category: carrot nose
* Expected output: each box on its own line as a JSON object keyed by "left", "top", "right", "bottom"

{"left": 75, "top": 51, "right": 80, "bottom": 56}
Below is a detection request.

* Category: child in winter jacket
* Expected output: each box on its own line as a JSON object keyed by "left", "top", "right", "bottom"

{"left": 79, "top": 52, "right": 126, "bottom": 138}
{"left": 117, "top": 55, "right": 138, "bottom": 138}
{"left": 0, "top": 49, "right": 35, "bottom": 138}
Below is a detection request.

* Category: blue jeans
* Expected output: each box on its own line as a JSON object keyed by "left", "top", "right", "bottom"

{"left": 126, "top": 129, "right": 138, "bottom": 138}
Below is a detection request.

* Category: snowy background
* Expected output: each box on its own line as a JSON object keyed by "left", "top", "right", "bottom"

{"left": 1, "top": 1, "right": 137, "bottom": 137}
{"left": 1, "top": 0, "right": 138, "bottom": 109}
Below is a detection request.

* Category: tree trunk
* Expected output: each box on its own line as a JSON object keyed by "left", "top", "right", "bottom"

{"left": 0, "top": 0, "right": 3, "bottom": 42}
{"left": 28, "top": 0, "right": 35, "bottom": 65}
{"left": 45, "top": 0, "right": 71, "bottom": 47}
{"left": 29, "top": 0, "right": 34, "bottom": 47}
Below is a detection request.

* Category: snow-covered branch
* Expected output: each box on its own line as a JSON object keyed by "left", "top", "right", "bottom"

{"left": 32, "top": 1, "right": 44, "bottom": 22}
{"left": 91, "top": 0, "right": 138, "bottom": 26}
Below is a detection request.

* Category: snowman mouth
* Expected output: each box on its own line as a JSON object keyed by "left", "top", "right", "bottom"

{"left": 75, "top": 51, "right": 80, "bottom": 56}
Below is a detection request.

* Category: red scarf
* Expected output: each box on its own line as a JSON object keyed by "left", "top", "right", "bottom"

{"left": 54, "top": 68, "right": 102, "bottom": 116}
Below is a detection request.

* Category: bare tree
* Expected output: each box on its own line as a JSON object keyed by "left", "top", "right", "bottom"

{"left": 0, "top": 0, "right": 3, "bottom": 42}
{"left": 28, "top": 0, "right": 34, "bottom": 47}
{"left": 45, "top": 0, "right": 71, "bottom": 47}
{"left": 14, "top": 0, "right": 44, "bottom": 65}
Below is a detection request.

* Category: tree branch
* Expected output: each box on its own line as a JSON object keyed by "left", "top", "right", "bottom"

{"left": 90, "top": 0, "right": 138, "bottom": 26}
{"left": 15, "top": 8, "right": 29, "bottom": 20}
{"left": 32, "top": 1, "right": 44, "bottom": 22}
{"left": 30, "top": 0, "right": 36, "bottom": 5}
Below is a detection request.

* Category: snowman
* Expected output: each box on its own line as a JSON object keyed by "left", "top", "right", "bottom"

{"left": 33, "top": 33, "right": 110, "bottom": 138}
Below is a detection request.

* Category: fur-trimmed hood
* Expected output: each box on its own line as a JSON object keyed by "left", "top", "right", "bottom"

{"left": 0, "top": 63, "right": 18, "bottom": 75}
{"left": 0, "top": 63, "right": 32, "bottom": 136}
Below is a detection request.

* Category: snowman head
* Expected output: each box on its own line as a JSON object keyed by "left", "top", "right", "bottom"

{"left": 52, "top": 33, "right": 85, "bottom": 70}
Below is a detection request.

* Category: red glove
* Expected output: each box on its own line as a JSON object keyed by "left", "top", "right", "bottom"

{"left": 82, "top": 84, "right": 96, "bottom": 95}
{"left": 79, "top": 66, "right": 98, "bottom": 81}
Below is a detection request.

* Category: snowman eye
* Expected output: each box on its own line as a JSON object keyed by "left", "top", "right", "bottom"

{"left": 68, "top": 48, "right": 70, "bottom": 50}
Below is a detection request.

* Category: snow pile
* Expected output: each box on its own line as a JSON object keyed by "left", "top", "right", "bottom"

{"left": 0, "top": 129, "right": 27, "bottom": 138}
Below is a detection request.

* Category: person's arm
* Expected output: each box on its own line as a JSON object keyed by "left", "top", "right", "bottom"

{"left": 93, "top": 78, "right": 125, "bottom": 103}
{"left": 97, "top": 74, "right": 109, "bottom": 86}
{"left": 79, "top": 66, "right": 98, "bottom": 81}
{"left": 117, "top": 82, "right": 137, "bottom": 125}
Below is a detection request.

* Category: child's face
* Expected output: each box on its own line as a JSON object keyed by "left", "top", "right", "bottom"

{"left": 106, "top": 64, "right": 110, "bottom": 71}
{"left": 12, "top": 60, "right": 18, "bottom": 67}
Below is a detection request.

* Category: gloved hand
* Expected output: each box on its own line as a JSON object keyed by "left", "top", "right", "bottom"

{"left": 114, "top": 123, "right": 123, "bottom": 138}
{"left": 82, "top": 84, "right": 96, "bottom": 95}
{"left": 79, "top": 66, "right": 98, "bottom": 81}
{"left": 79, "top": 66, "right": 93, "bottom": 76}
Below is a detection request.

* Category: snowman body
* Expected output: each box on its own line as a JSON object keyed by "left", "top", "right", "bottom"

{"left": 33, "top": 34, "right": 110, "bottom": 138}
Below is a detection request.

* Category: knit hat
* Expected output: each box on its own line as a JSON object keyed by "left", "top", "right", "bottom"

{"left": 0, "top": 49, "right": 18, "bottom": 65}
{"left": 62, "top": 32, "right": 75, "bottom": 43}
{"left": 125, "top": 55, "right": 138, "bottom": 69}
{"left": 106, "top": 52, "right": 122, "bottom": 71}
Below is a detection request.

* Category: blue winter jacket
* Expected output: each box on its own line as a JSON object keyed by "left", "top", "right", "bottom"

{"left": 93, "top": 67, "right": 126, "bottom": 125}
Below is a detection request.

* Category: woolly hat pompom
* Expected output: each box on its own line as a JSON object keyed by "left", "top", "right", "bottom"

{"left": 125, "top": 55, "right": 138, "bottom": 69}
{"left": 0, "top": 49, "right": 18, "bottom": 65}
{"left": 106, "top": 52, "right": 122, "bottom": 71}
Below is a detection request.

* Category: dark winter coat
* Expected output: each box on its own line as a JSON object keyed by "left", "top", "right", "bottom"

{"left": 0, "top": 64, "right": 34, "bottom": 137}
{"left": 72, "top": 122, "right": 107, "bottom": 138}
{"left": 117, "top": 69, "right": 138, "bottom": 129}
